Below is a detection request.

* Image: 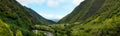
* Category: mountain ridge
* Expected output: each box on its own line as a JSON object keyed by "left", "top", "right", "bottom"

{"left": 58, "top": 0, "right": 106, "bottom": 23}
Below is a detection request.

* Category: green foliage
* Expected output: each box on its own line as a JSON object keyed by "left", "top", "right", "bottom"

{"left": 36, "top": 30, "right": 46, "bottom": 36}
{"left": 35, "top": 25, "right": 54, "bottom": 32}
{"left": 0, "top": 19, "right": 13, "bottom": 36}
{"left": 16, "top": 30, "right": 23, "bottom": 36}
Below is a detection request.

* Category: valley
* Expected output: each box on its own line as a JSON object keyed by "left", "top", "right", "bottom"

{"left": 0, "top": 0, "right": 120, "bottom": 36}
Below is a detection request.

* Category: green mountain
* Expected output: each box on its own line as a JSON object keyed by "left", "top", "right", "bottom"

{"left": 0, "top": 0, "right": 55, "bottom": 36}
{"left": 59, "top": 0, "right": 119, "bottom": 24}
{"left": 55, "top": 0, "right": 120, "bottom": 36}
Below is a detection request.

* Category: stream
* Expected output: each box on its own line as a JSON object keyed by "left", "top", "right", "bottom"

{"left": 32, "top": 30, "right": 54, "bottom": 36}
{"left": 44, "top": 31, "right": 54, "bottom": 36}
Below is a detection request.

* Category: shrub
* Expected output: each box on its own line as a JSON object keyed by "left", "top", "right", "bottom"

{"left": 0, "top": 19, "right": 13, "bottom": 36}
{"left": 16, "top": 30, "right": 23, "bottom": 36}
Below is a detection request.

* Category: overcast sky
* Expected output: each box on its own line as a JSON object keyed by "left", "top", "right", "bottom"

{"left": 16, "top": 0, "right": 84, "bottom": 20}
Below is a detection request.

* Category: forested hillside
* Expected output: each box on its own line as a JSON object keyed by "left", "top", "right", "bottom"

{"left": 0, "top": 0, "right": 55, "bottom": 36}
{"left": 57, "top": 0, "right": 120, "bottom": 36}
{"left": 59, "top": 0, "right": 105, "bottom": 23}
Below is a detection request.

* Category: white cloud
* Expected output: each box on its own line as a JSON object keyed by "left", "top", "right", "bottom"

{"left": 72, "top": 0, "right": 84, "bottom": 5}
{"left": 47, "top": 0, "right": 59, "bottom": 7}
{"left": 47, "top": 0, "right": 66, "bottom": 7}
{"left": 58, "top": 0, "right": 65, "bottom": 2}
{"left": 16, "top": 0, "right": 66, "bottom": 7}
{"left": 16, "top": 0, "right": 45, "bottom": 6}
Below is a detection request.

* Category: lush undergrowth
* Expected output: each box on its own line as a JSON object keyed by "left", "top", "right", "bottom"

{"left": 0, "top": 19, "right": 13, "bottom": 36}
{"left": 71, "top": 15, "right": 120, "bottom": 36}
{"left": 36, "top": 15, "right": 120, "bottom": 36}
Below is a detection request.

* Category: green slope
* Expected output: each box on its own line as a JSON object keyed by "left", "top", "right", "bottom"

{"left": 55, "top": 0, "right": 120, "bottom": 36}
{"left": 0, "top": 0, "right": 55, "bottom": 36}
{"left": 59, "top": 0, "right": 105, "bottom": 23}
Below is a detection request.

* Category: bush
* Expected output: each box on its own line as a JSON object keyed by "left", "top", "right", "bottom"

{"left": 0, "top": 19, "right": 13, "bottom": 36}
{"left": 16, "top": 30, "right": 23, "bottom": 36}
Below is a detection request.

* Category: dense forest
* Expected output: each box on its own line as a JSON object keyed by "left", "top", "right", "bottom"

{"left": 0, "top": 0, "right": 120, "bottom": 36}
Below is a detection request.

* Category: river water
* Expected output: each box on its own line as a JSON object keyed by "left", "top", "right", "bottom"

{"left": 32, "top": 30, "right": 54, "bottom": 36}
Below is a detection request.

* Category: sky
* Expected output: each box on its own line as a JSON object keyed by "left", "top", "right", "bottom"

{"left": 16, "top": 0, "right": 84, "bottom": 20}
